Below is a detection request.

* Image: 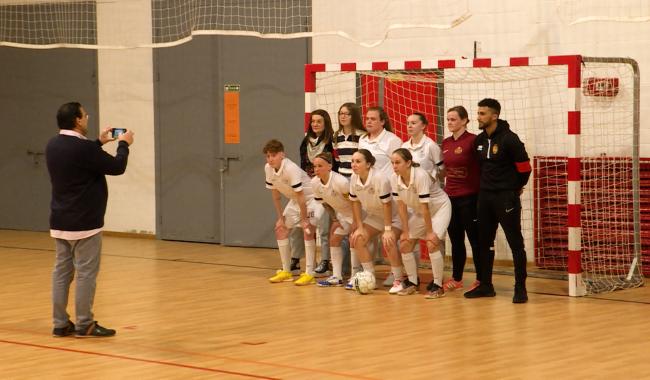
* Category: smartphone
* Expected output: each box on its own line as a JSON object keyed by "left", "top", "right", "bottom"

{"left": 111, "top": 128, "right": 127, "bottom": 138}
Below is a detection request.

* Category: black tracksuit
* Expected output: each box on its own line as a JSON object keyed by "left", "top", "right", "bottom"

{"left": 474, "top": 119, "right": 531, "bottom": 286}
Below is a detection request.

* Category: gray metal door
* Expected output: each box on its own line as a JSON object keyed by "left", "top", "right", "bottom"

{"left": 0, "top": 48, "right": 98, "bottom": 231}
{"left": 154, "top": 36, "right": 309, "bottom": 247}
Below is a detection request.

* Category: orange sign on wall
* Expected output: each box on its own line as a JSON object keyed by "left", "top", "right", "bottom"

{"left": 224, "top": 84, "right": 240, "bottom": 144}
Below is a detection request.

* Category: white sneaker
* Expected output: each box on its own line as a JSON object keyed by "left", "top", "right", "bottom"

{"left": 388, "top": 278, "right": 405, "bottom": 295}
{"left": 383, "top": 272, "right": 395, "bottom": 287}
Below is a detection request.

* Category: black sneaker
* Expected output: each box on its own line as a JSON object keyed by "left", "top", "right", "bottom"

{"left": 426, "top": 280, "right": 435, "bottom": 292}
{"left": 52, "top": 320, "right": 75, "bottom": 337}
{"left": 464, "top": 283, "right": 496, "bottom": 298}
{"left": 75, "top": 321, "right": 116, "bottom": 338}
{"left": 513, "top": 285, "right": 528, "bottom": 304}
{"left": 290, "top": 258, "right": 301, "bottom": 275}
{"left": 314, "top": 260, "right": 331, "bottom": 277}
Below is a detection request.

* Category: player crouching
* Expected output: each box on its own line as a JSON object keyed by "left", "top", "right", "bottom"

{"left": 263, "top": 139, "right": 324, "bottom": 285}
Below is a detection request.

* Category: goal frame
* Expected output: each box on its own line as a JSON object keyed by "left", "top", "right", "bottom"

{"left": 304, "top": 55, "right": 641, "bottom": 297}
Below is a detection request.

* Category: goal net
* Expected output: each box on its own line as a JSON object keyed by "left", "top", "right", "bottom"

{"left": 305, "top": 56, "right": 643, "bottom": 295}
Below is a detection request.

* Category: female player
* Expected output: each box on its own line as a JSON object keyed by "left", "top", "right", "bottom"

{"left": 310, "top": 152, "right": 359, "bottom": 287}
{"left": 349, "top": 149, "right": 416, "bottom": 294}
{"left": 297, "top": 109, "right": 336, "bottom": 276}
{"left": 263, "top": 139, "right": 323, "bottom": 286}
{"left": 333, "top": 102, "right": 366, "bottom": 178}
{"left": 402, "top": 112, "right": 444, "bottom": 181}
{"left": 441, "top": 106, "right": 481, "bottom": 292}
{"left": 359, "top": 106, "right": 403, "bottom": 177}
{"left": 392, "top": 148, "right": 451, "bottom": 298}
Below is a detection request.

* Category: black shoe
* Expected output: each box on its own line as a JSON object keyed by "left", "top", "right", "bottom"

{"left": 52, "top": 320, "right": 75, "bottom": 337}
{"left": 314, "top": 260, "right": 331, "bottom": 276}
{"left": 290, "top": 258, "right": 301, "bottom": 275}
{"left": 464, "top": 283, "right": 496, "bottom": 298}
{"left": 75, "top": 321, "right": 116, "bottom": 338}
{"left": 426, "top": 280, "right": 435, "bottom": 292}
{"left": 513, "top": 285, "right": 528, "bottom": 304}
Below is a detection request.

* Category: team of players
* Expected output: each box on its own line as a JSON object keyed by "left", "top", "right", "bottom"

{"left": 264, "top": 98, "right": 532, "bottom": 303}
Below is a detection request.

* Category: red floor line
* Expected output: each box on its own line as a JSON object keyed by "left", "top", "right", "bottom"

{"left": 0, "top": 339, "right": 279, "bottom": 380}
{"left": 0, "top": 327, "right": 379, "bottom": 380}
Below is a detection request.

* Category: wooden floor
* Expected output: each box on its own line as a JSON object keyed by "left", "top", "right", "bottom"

{"left": 1, "top": 229, "right": 650, "bottom": 379}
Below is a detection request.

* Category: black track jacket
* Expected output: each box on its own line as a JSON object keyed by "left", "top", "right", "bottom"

{"left": 474, "top": 119, "right": 531, "bottom": 192}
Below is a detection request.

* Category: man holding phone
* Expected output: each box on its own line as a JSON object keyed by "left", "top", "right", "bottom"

{"left": 46, "top": 102, "right": 134, "bottom": 338}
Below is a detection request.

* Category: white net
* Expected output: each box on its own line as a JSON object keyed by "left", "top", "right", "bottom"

{"left": 309, "top": 57, "right": 642, "bottom": 294}
{"left": 0, "top": 0, "right": 312, "bottom": 49}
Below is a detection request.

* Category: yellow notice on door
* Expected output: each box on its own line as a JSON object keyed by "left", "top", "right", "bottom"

{"left": 224, "top": 84, "right": 240, "bottom": 144}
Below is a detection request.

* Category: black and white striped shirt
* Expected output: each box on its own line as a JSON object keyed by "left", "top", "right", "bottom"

{"left": 334, "top": 132, "right": 364, "bottom": 177}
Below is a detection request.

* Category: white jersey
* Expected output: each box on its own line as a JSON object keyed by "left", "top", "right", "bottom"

{"left": 311, "top": 172, "right": 353, "bottom": 222}
{"left": 265, "top": 158, "right": 314, "bottom": 201}
{"left": 393, "top": 166, "right": 450, "bottom": 215}
{"left": 402, "top": 136, "right": 446, "bottom": 199}
{"left": 349, "top": 167, "right": 395, "bottom": 218}
{"left": 359, "top": 129, "right": 403, "bottom": 178}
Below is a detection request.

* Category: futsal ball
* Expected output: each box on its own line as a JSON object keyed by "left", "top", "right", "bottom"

{"left": 353, "top": 271, "right": 376, "bottom": 295}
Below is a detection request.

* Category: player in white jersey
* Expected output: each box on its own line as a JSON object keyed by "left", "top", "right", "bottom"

{"left": 359, "top": 106, "right": 403, "bottom": 178}
{"left": 310, "top": 152, "right": 361, "bottom": 288}
{"left": 402, "top": 112, "right": 445, "bottom": 181}
{"left": 263, "top": 139, "right": 324, "bottom": 286}
{"left": 392, "top": 148, "right": 452, "bottom": 298}
{"left": 349, "top": 149, "right": 418, "bottom": 294}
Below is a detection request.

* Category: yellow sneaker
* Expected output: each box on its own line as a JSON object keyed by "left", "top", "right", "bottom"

{"left": 294, "top": 273, "right": 316, "bottom": 286}
{"left": 269, "top": 270, "right": 293, "bottom": 283}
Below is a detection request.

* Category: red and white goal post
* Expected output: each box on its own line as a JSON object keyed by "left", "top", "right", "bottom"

{"left": 304, "top": 55, "right": 643, "bottom": 296}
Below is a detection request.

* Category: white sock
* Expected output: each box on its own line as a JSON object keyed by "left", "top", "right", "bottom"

{"left": 391, "top": 266, "right": 403, "bottom": 280}
{"left": 401, "top": 252, "right": 418, "bottom": 284}
{"left": 361, "top": 261, "right": 375, "bottom": 275}
{"left": 277, "top": 239, "right": 291, "bottom": 272}
{"left": 429, "top": 250, "right": 444, "bottom": 286}
{"left": 330, "top": 246, "right": 343, "bottom": 279}
{"left": 350, "top": 248, "right": 360, "bottom": 277}
{"left": 304, "top": 239, "right": 316, "bottom": 275}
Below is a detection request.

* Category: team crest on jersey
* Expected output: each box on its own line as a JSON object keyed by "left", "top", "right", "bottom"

{"left": 454, "top": 146, "right": 463, "bottom": 154}
{"left": 492, "top": 144, "right": 499, "bottom": 155}
{"left": 477, "top": 145, "right": 483, "bottom": 151}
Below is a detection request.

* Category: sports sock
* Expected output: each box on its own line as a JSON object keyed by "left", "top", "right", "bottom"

{"left": 391, "top": 266, "right": 404, "bottom": 280}
{"left": 304, "top": 239, "right": 316, "bottom": 275}
{"left": 330, "top": 246, "right": 343, "bottom": 279}
{"left": 350, "top": 248, "right": 360, "bottom": 277}
{"left": 401, "top": 252, "right": 418, "bottom": 284}
{"left": 277, "top": 239, "right": 291, "bottom": 272}
{"left": 429, "top": 250, "right": 444, "bottom": 287}
{"left": 361, "top": 261, "right": 375, "bottom": 275}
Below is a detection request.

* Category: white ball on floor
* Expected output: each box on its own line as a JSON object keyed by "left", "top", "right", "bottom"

{"left": 354, "top": 271, "right": 376, "bottom": 295}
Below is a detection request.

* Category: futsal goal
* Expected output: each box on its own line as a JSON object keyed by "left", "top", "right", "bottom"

{"left": 304, "top": 55, "right": 643, "bottom": 296}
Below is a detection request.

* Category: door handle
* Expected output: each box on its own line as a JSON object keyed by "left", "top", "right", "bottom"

{"left": 216, "top": 155, "right": 241, "bottom": 173}
{"left": 27, "top": 150, "right": 45, "bottom": 165}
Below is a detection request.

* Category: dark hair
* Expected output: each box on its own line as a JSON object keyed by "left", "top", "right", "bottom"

{"left": 478, "top": 98, "right": 501, "bottom": 115}
{"left": 56, "top": 102, "right": 83, "bottom": 130}
{"left": 410, "top": 112, "right": 428, "bottom": 125}
{"left": 307, "top": 109, "right": 334, "bottom": 145}
{"left": 262, "top": 139, "right": 284, "bottom": 154}
{"left": 366, "top": 106, "right": 392, "bottom": 132}
{"left": 447, "top": 105, "right": 469, "bottom": 121}
{"left": 314, "top": 152, "right": 333, "bottom": 165}
{"left": 335, "top": 102, "right": 365, "bottom": 137}
{"left": 353, "top": 149, "right": 376, "bottom": 167}
{"left": 392, "top": 148, "right": 420, "bottom": 167}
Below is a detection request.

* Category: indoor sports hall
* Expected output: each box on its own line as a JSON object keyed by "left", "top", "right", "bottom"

{"left": 1, "top": 1, "right": 650, "bottom": 378}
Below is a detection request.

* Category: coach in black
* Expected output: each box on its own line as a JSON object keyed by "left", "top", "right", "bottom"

{"left": 464, "top": 98, "right": 532, "bottom": 303}
{"left": 46, "top": 102, "right": 134, "bottom": 337}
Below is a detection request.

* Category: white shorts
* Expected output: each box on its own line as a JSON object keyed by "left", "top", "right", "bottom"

{"left": 408, "top": 198, "right": 451, "bottom": 240}
{"left": 332, "top": 213, "right": 353, "bottom": 236}
{"left": 363, "top": 212, "right": 402, "bottom": 232}
{"left": 283, "top": 199, "right": 324, "bottom": 229}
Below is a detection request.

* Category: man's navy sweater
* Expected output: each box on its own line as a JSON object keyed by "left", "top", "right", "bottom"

{"left": 45, "top": 134, "right": 129, "bottom": 231}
